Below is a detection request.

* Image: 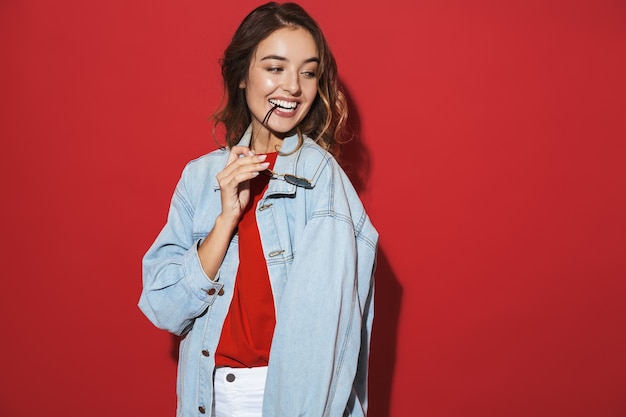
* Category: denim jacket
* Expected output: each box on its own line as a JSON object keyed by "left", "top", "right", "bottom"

{"left": 139, "top": 127, "right": 378, "bottom": 417}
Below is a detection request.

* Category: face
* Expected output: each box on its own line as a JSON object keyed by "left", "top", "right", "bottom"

{"left": 241, "top": 26, "right": 319, "bottom": 145}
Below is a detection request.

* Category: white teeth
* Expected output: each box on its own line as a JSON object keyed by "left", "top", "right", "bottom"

{"left": 269, "top": 99, "right": 297, "bottom": 110}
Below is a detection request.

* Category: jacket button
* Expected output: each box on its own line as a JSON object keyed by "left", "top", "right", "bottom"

{"left": 201, "top": 350, "right": 210, "bottom": 357}
{"left": 198, "top": 406, "right": 206, "bottom": 414}
{"left": 226, "top": 373, "right": 236, "bottom": 382}
{"left": 207, "top": 288, "right": 216, "bottom": 295}
{"left": 218, "top": 288, "right": 224, "bottom": 296}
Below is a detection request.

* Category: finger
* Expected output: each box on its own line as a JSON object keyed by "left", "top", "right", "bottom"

{"left": 221, "top": 152, "right": 269, "bottom": 178}
{"left": 218, "top": 155, "right": 270, "bottom": 187}
{"left": 226, "top": 146, "right": 254, "bottom": 163}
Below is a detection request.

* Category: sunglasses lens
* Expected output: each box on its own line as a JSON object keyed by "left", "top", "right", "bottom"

{"left": 284, "top": 175, "right": 313, "bottom": 189}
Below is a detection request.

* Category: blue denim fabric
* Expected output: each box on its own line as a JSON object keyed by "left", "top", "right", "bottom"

{"left": 139, "top": 127, "right": 378, "bottom": 417}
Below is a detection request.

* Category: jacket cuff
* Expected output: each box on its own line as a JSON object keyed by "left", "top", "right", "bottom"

{"left": 182, "top": 239, "right": 224, "bottom": 303}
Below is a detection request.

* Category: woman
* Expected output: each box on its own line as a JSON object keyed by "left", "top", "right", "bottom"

{"left": 139, "top": 3, "right": 378, "bottom": 416}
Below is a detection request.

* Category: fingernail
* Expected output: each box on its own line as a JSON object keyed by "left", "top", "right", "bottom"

{"left": 257, "top": 154, "right": 267, "bottom": 161}
{"left": 260, "top": 162, "right": 270, "bottom": 168}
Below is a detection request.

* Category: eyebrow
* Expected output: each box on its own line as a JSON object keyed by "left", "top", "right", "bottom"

{"left": 260, "top": 55, "right": 320, "bottom": 64}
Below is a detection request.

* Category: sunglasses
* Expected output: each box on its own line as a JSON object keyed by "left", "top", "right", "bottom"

{"left": 256, "top": 106, "right": 328, "bottom": 189}
{"left": 263, "top": 153, "right": 326, "bottom": 189}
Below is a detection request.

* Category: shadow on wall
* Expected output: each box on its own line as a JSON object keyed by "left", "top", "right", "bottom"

{"left": 167, "top": 81, "right": 403, "bottom": 417}
{"left": 338, "top": 80, "right": 371, "bottom": 195}
{"left": 368, "top": 248, "right": 402, "bottom": 417}
{"left": 339, "top": 82, "right": 404, "bottom": 416}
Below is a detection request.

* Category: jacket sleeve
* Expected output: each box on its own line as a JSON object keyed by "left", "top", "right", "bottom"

{"left": 263, "top": 204, "right": 378, "bottom": 416}
{"left": 138, "top": 165, "right": 225, "bottom": 336}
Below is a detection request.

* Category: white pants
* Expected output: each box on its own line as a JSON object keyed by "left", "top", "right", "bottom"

{"left": 212, "top": 366, "right": 268, "bottom": 417}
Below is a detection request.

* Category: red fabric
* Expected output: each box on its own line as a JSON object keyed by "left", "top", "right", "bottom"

{"left": 215, "top": 152, "right": 278, "bottom": 368}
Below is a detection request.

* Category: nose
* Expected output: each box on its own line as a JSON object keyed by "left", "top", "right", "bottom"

{"left": 281, "top": 71, "right": 301, "bottom": 95}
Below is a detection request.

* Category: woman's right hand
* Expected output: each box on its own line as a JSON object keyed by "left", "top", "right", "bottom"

{"left": 216, "top": 146, "right": 270, "bottom": 225}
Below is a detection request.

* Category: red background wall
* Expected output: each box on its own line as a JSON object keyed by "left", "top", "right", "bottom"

{"left": 2, "top": 1, "right": 625, "bottom": 416}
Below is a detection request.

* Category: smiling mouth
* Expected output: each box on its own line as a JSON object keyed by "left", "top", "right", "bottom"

{"left": 269, "top": 99, "right": 297, "bottom": 112}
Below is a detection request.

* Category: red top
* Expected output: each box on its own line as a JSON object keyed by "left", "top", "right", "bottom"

{"left": 214, "top": 152, "right": 278, "bottom": 368}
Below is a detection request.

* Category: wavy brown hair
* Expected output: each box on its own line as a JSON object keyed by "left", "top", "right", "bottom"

{"left": 211, "top": 2, "right": 348, "bottom": 157}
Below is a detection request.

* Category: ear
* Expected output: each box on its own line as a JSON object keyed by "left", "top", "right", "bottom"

{"left": 239, "top": 80, "right": 246, "bottom": 89}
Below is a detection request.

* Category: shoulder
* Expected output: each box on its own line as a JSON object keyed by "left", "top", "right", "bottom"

{"left": 183, "top": 148, "right": 229, "bottom": 173}
{"left": 299, "top": 138, "right": 363, "bottom": 210}
{"left": 298, "top": 137, "right": 338, "bottom": 178}
{"left": 180, "top": 148, "right": 228, "bottom": 178}
{"left": 176, "top": 147, "right": 229, "bottom": 193}
{"left": 279, "top": 137, "right": 377, "bottom": 242}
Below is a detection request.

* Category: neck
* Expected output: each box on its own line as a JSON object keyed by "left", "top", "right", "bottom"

{"left": 251, "top": 130, "right": 282, "bottom": 154}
